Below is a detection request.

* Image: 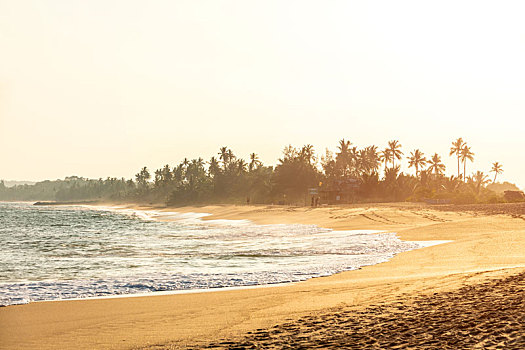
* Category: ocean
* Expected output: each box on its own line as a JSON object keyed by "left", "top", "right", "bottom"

{"left": 0, "top": 202, "right": 425, "bottom": 306}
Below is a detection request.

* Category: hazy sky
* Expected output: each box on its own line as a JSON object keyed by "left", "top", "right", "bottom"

{"left": 1, "top": 1, "right": 524, "bottom": 188}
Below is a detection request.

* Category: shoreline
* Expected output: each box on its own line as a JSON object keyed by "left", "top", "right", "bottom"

{"left": 2, "top": 203, "right": 525, "bottom": 349}
{"left": 1, "top": 203, "right": 439, "bottom": 307}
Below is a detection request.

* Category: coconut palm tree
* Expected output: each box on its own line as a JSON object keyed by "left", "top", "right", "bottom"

{"left": 460, "top": 145, "right": 475, "bottom": 182}
{"left": 237, "top": 159, "right": 248, "bottom": 174}
{"left": 364, "top": 145, "right": 380, "bottom": 174}
{"left": 161, "top": 164, "right": 172, "bottom": 184}
{"left": 428, "top": 153, "right": 445, "bottom": 176}
{"left": 299, "top": 144, "right": 316, "bottom": 165}
{"left": 357, "top": 146, "right": 380, "bottom": 176}
{"left": 407, "top": 149, "right": 427, "bottom": 178}
{"left": 172, "top": 163, "right": 184, "bottom": 184}
{"left": 249, "top": 153, "right": 262, "bottom": 172}
{"left": 379, "top": 148, "right": 392, "bottom": 173}
{"left": 135, "top": 167, "right": 151, "bottom": 190}
{"left": 443, "top": 175, "right": 461, "bottom": 193}
{"left": 218, "top": 147, "right": 230, "bottom": 170}
{"left": 208, "top": 157, "right": 221, "bottom": 177}
{"left": 490, "top": 162, "right": 503, "bottom": 183}
{"left": 227, "top": 149, "right": 236, "bottom": 163}
{"left": 348, "top": 146, "right": 359, "bottom": 175}
{"left": 473, "top": 171, "right": 490, "bottom": 194}
{"left": 449, "top": 138, "right": 464, "bottom": 179}
{"left": 387, "top": 140, "right": 403, "bottom": 169}
{"left": 154, "top": 168, "right": 163, "bottom": 187}
{"left": 337, "top": 139, "right": 351, "bottom": 154}
{"left": 356, "top": 149, "right": 367, "bottom": 175}
{"left": 384, "top": 165, "right": 401, "bottom": 184}
{"left": 336, "top": 139, "right": 352, "bottom": 177}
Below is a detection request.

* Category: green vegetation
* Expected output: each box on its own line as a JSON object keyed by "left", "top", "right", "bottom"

{"left": 0, "top": 139, "right": 521, "bottom": 205}
{"left": 0, "top": 176, "right": 135, "bottom": 202}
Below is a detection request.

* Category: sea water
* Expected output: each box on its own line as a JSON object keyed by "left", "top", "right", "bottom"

{"left": 0, "top": 202, "right": 424, "bottom": 306}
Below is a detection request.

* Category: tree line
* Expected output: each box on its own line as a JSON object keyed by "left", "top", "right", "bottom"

{"left": 0, "top": 138, "right": 519, "bottom": 205}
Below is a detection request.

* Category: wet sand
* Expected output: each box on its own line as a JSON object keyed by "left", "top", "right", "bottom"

{"left": 2, "top": 203, "right": 525, "bottom": 349}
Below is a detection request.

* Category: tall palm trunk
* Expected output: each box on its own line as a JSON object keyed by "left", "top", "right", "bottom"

{"left": 463, "top": 161, "right": 466, "bottom": 182}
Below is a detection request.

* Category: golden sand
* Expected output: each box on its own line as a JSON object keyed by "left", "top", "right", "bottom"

{"left": 1, "top": 204, "right": 525, "bottom": 349}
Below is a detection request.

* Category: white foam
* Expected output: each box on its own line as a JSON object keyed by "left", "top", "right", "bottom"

{"left": 0, "top": 203, "right": 453, "bottom": 306}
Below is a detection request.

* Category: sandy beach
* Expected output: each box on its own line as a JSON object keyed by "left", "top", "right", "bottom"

{"left": 2, "top": 203, "right": 525, "bottom": 349}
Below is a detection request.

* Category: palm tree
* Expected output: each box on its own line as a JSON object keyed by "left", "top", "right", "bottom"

{"left": 249, "top": 153, "right": 262, "bottom": 172}
{"left": 154, "top": 168, "right": 162, "bottom": 187}
{"left": 473, "top": 171, "right": 490, "bottom": 194}
{"left": 172, "top": 163, "right": 184, "bottom": 183}
{"left": 337, "top": 139, "right": 351, "bottom": 154}
{"left": 460, "top": 145, "right": 475, "bottom": 182}
{"left": 379, "top": 148, "right": 392, "bottom": 173}
{"left": 227, "top": 149, "right": 236, "bottom": 163}
{"left": 449, "top": 138, "right": 464, "bottom": 179}
{"left": 407, "top": 149, "right": 427, "bottom": 177}
{"left": 387, "top": 140, "right": 403, "bottom": 169}
{"left": 208, "top": 157, "right": 221, "bottom": 177}
{"left": 443, "top": 175, "right": 461, "bottom": 193}
{"left": 349, "top": 147, "right": 359, "bottom": 175}
{"left": 161, "top": 164, "right": 172, "bottom": 183}
{"left": 135, "top": 167, "right": 151, "bottom": 190}
{"left": 428, "top": 153, "right": 445, "bottom": 176}
{"left": 237, "top": 159, "right": 248, "bottom": 174}
{"left": 384, "top": 165, "right": 401, "bottom": 184}
{"left": 299, "top": 144, "right": 316, "bottom": 165}
{"left": 321, "top": 149, "right": 337, "bottom": 179}
{"left": 336, "top": 139, "right": 352, "bottom": 177}
{"left": 364, "top": 145, "right": 380, "bottom": 175}
{"left": 218, "top": 147, "right": 229, "bottom": 170}
{"left": 356, "top": 146, "right": 379, "bottom": 176}
{"left": 490, "top": 162, "right": 503, "bottom": 183}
